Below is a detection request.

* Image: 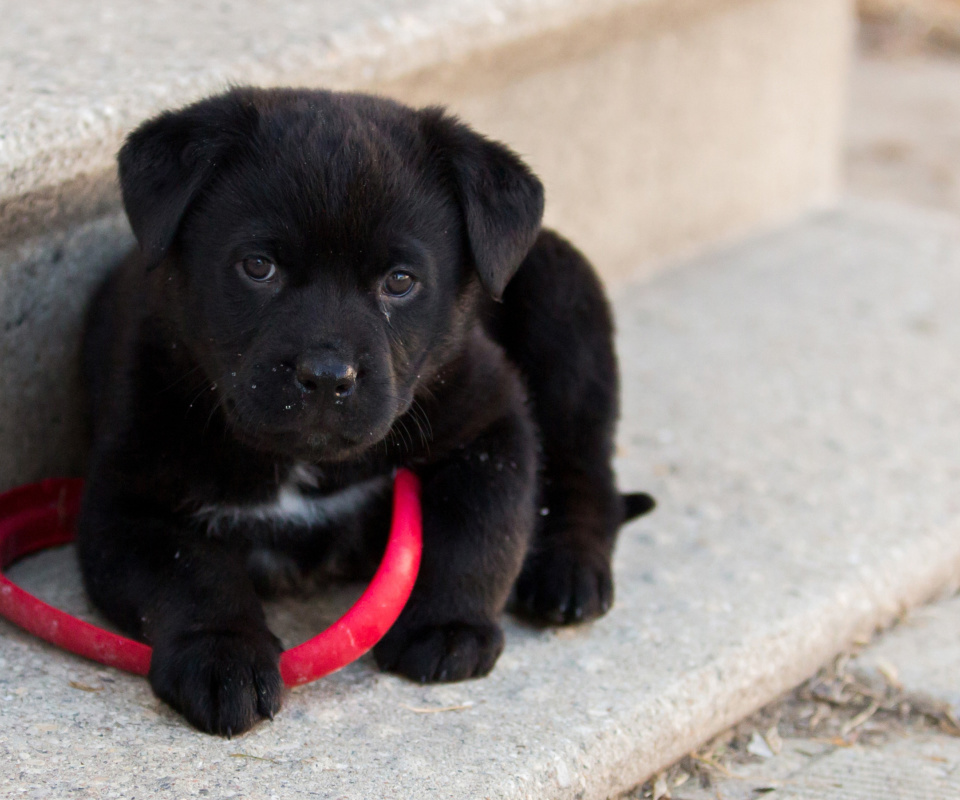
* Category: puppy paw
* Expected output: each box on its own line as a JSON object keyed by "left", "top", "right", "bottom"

{"left": 149, "top": 628, "right": 283, "bottom": 736}
{"left": 374, "top": 622, "right": 504, "bottom": 683}
{"left": 512, "top": 549, "right": 613, "bottom": 625}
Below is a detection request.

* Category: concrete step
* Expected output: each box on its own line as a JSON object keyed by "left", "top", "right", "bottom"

{"left": 3, "top": 0, "right": 851, "bottom": 262}
{"left": 846, "top": 52, "right": 960, "bottom": 217}
{"left": 3, "top": 201, "right": 960, "bottom": 799}
{"left": 0, "top": 0, "right": 852, "bottom": 488}
{"left": 647, "top": 593, "right": 960, "bottom": 799}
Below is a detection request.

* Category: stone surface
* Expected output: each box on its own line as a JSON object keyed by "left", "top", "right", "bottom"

{"left": 852, "top": 595, "right": 960, "bottom": 718}
{"left": 652, "top": 593, "right": 960, "bottom": 800}
{"left": 774, "top": 734, "right": 960, "bottom": 800}
{"left": 626, "top": 46, "right": 960, "bottom": 800}
{"left": 2, "top": 203, "right": 960, "bottom": 798}
{"left": 0, "top": 214, "right": 133, "bottom": 488}
{"left": 0, "top": 0, "right": 851, "bottom": 268}
{"left": 668, "top": 732, "right": 960, "bottom": 799}
{"left": 846, "top": 53, "right": 960, "bottom": 217}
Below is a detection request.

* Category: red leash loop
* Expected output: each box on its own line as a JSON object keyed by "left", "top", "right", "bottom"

{"left": 0, "top": 470, "right": 422, "bottom": 686}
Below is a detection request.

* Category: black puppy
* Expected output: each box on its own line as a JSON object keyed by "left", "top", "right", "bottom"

{"left": 78, "top": 88, "right": 654, "bottom": 735}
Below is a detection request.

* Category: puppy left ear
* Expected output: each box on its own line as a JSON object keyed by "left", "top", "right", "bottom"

{"left": 118, "top": 90, "right": 259, "bottom": 268}
{"left": 421, "top": 109, "right": 544, "bottom": 301}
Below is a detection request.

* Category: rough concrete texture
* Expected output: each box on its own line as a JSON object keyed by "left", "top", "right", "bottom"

{"left": 0, "top": 215, "right": 133, "bottom": 488}
{"left": 852, "top": 595, "right": 960, "bottom": 718}
{"left": 860, "top": 0, "right": 960, "bottom": 53}
{"left": 2, "top": 202, "right": 960, "bottom": 798}
{"left": 847, "top": 53, "right": 960, "bottom": 217}
{"left": 774, "top": 734, "right": 960, "bottom": 799}
{"left": 0, "top": 0, "right": 852, "bottom": 267}
{"left": 673, "top": 733, "right": 960, "bottom": 799}
{"left": 2, "top": 0, "right": 627, "bottom": 206}
{"left": 646, "top": 593, "right": 960, "bottom": 799}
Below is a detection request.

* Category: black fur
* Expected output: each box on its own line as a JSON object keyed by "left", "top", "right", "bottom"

{"left": 78, "top": 87, "right": 654, "bottom": 735}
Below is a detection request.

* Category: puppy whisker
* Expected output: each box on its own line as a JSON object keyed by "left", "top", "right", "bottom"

{"left": 203, "top": 393, "right": 229, "bottom": 437}
{"left": 160, "top": 363, "right": 205, "bottom": 394}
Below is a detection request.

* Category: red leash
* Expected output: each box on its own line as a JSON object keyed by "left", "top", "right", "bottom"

{"left": 0, "top": 469, "right": 422, "bottom": 687}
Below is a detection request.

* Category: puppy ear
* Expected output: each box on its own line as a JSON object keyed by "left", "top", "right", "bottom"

{"left": 118, "top": 93, "right": 255, "bottom": 268}
{"left": 421, "top": 109, "right": 544, "bottom": 301}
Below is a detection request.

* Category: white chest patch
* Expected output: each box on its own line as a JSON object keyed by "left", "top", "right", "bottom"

{"left": 195, "top": 467, "right": 390, "bottom": 532}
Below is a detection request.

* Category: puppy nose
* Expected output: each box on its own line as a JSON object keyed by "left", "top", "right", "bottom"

{"left": 294, "top": 354, "right": 357, "bottom": 398}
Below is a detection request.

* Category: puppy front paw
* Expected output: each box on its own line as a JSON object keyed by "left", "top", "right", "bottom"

{"left": 149, "top": 628, "right": 283, "bottom": 736}
{"left": 374, "top": 622, "right": 504, "bottom": 683}
{"left": 512, "top": 548, "right": 613, "bottom": 625}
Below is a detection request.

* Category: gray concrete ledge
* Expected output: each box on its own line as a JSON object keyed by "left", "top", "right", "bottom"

{"left": 2, "top": 0, "right": 852, "bottom": 265}
{"left": 0, "top": 0, "right": 771, "bottom": 230}
{"left": 852, "top": 594, "right": 960, "bottom": 720}
{"left": 2, "top": 201, "right": 959, "bottom": 798}
{"left": 649, "top": 592, "right": 960, "bottom": 799}
{"left": 0, "top": 0, "right": 853, "bottom": 487}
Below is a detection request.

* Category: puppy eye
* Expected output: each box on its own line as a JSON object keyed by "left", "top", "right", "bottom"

{"left": 237, "top": 257, "right": 278, "bottom": 283}
{"left": 382, "top": 270, "right": 416, "bottom": 298}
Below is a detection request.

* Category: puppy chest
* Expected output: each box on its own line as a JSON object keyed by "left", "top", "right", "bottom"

{"left": 194, "top": 472, "right": 390, "bottom": 533}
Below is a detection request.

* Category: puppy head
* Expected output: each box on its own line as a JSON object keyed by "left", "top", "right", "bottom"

{"left": 119, "top": 88, "right": 543, "bottom": 461}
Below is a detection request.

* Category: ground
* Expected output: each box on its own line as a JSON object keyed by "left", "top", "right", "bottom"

{"left": 633, "top": 598, "right": 960, "bottom": 798}
{"left": 631, "top": 23, "right": 960, "bottom": 799}
{"left": 2, "top": 12, "right": 959, "bottom": 800}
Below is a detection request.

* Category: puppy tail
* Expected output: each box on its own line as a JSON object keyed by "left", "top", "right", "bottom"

{"left": 621, "top": 492, "right": 656, "bottom": 523}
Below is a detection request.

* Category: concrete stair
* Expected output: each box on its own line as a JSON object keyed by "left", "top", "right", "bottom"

{"left": 8, "top": 2, "right": 935, "bottom": 798}
{"left": 4, "top": 201, "right": 960, "bottom": 798}
{"left": 671, "top": 592, "right": 960, "bottom": 799}
{"left": 0, "top": 0, "right": 852, "bottom": 487}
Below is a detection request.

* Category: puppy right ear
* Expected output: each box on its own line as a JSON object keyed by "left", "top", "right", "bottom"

{"left": 118, "top": 93, "right": 256, "bottom": 268}
{"left": 419, "top": 108, "right": 544, "bottom": 301}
